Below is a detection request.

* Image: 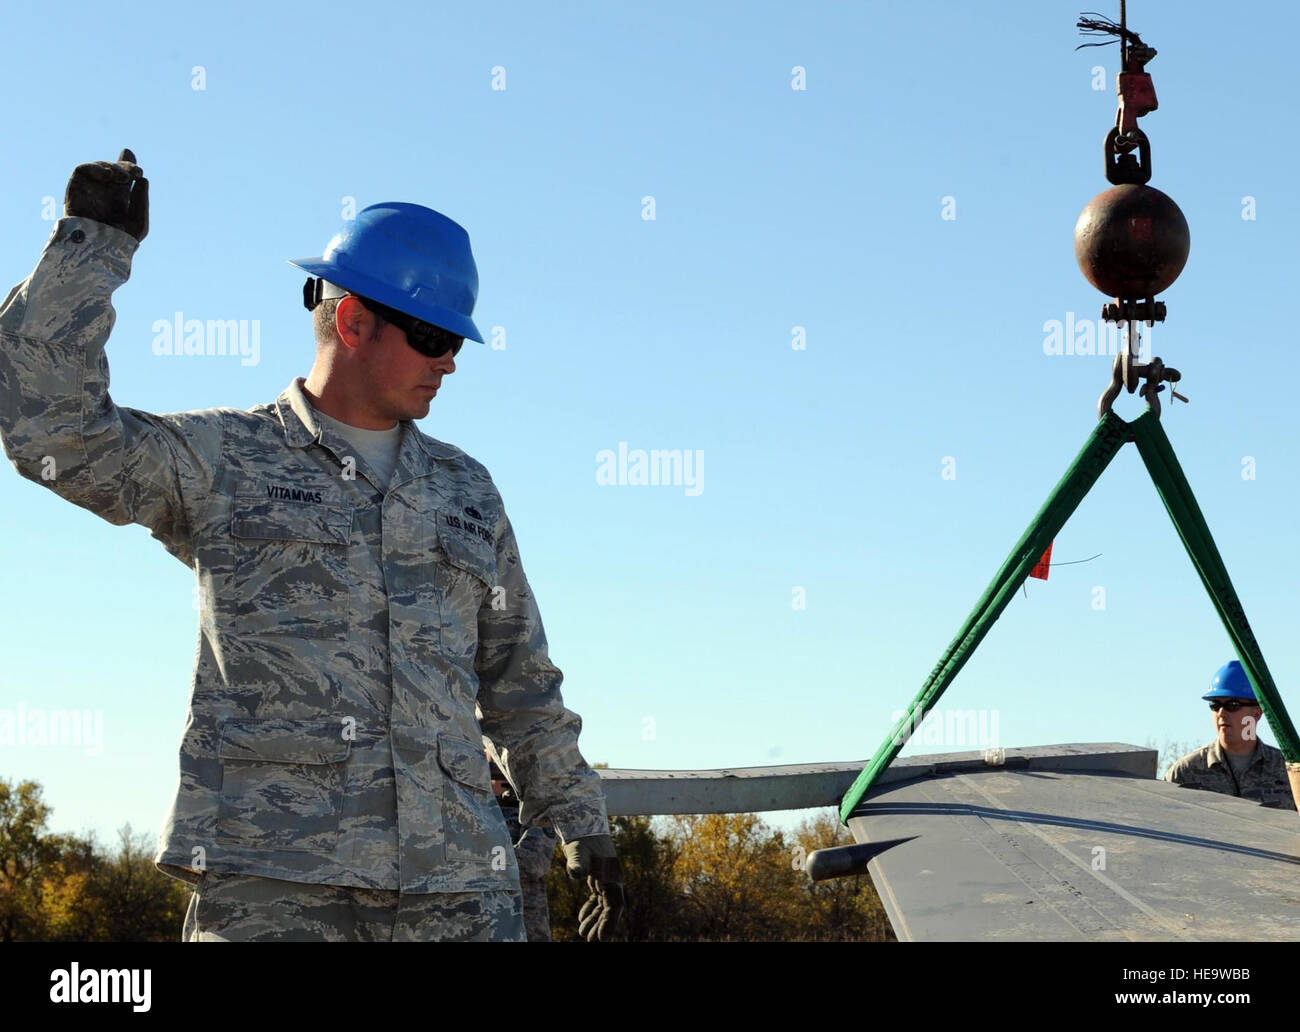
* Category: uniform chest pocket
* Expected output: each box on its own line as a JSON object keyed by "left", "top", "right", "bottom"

{"left": 229, "top": 500, "right": 355, "bottom": 640}
{"left": 434, "top": 515, "right": 498, "bottom": 660}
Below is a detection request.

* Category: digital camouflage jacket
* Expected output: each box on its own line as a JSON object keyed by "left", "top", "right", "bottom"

{"left": 0, "top": 217, "right": 609, "bottom": 893}
{"left": 1165, "top": 740, "right": 1296, "bottom": 811}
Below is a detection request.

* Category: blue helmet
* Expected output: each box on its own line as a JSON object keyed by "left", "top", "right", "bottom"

{"left": 1202, "top": 660, "right": 1258, "bottom": 702}
{"left": 289, "top": 202, "right": 484, "bottom": 343}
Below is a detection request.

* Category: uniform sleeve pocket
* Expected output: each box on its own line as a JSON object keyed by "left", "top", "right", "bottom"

{"left": 217, "top": 718, "right": 350, "bottom": 852}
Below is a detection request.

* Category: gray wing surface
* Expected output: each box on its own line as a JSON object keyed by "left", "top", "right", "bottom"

{"left": 846, "top": 745, "right": 1300, "bottom": 941}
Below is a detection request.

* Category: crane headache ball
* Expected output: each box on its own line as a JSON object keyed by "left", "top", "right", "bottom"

{"left": 1073, "top": 183, "right": 1190, "bottom": 300}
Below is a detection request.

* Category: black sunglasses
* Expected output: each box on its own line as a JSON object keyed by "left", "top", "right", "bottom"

{"left": 1208, "top": 699, "right": 1255, "bottom": 712}
{"left": 353, "top": 296, "right": 464, "bottom": 360}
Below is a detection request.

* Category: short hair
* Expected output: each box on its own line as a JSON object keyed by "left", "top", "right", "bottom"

{"left": 313, "top": 297, "right": 342, "bottom": 347}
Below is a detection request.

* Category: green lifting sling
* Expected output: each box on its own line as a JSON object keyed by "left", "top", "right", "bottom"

{"left": 839, "top": 408, "right": 1300, "bottom": 823}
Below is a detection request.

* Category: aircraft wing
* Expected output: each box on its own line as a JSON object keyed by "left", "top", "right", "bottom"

{"left": 845, "top": 744, "right": 1300, "bottom": 941}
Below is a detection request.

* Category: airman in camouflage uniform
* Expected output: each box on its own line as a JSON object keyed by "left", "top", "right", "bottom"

{"left": 0, "top": 151, "right": 618, "bottom": 941}
{"left": 1165, "top": 743, "right": 1296, "bottom": 810}
{"left": 1164, "top": 660, "right": 1297, "bottom": 811}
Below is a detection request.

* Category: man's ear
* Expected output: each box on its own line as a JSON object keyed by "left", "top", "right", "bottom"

{"left": 335, "top": 296, "right": 375, "bottom": 350}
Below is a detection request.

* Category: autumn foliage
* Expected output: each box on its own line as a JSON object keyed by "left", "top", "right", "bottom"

{"left": 0, "top": 779, "right": 189, "bottom": 942}
{"left": 547, "top": 811, "right": 895, "bottom": 941}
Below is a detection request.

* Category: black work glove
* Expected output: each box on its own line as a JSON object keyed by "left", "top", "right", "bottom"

{"left": 64, "top": 148, "right": 149, "bottom": 241}
{"left": 563, "top": 834, "right": 624, "bottom": 941}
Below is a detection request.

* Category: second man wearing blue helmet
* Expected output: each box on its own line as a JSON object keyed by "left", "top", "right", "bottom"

{"left": 1164, "top": 661, "right": 1296, "bottom": 810}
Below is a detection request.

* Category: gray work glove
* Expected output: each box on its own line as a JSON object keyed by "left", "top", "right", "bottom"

{"left": 563, "top": 834, "right": 624, "bottom": 941}
{"left": 64, "top": 148, "right": 149, "bottom": 241}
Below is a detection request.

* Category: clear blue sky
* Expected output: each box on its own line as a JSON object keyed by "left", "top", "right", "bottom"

{"left": 2, "top": 0, "right": 1297, "bottom": 845}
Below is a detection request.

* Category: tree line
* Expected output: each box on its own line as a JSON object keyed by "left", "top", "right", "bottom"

{"left": 551, "top": 811, "right": 892, "bottom": 941}
{"left": 0, "top": 780, "right": 189, "bottom": 941}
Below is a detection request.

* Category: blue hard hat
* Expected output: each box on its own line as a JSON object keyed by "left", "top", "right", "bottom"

{"left": 1202, "top": 660, "right": 1258, "bottom": 702}
{"left": 289, "top": 202, "right": 484, "bottom": 343}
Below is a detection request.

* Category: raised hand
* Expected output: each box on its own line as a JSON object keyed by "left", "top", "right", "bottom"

{"left": 64, "top": 148, "right": 149, "bottom": 242}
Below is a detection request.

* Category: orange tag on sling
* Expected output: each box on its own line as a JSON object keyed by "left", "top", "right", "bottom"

{"left": 1029, "top": 541, "right": 1053, "bottom": 581}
